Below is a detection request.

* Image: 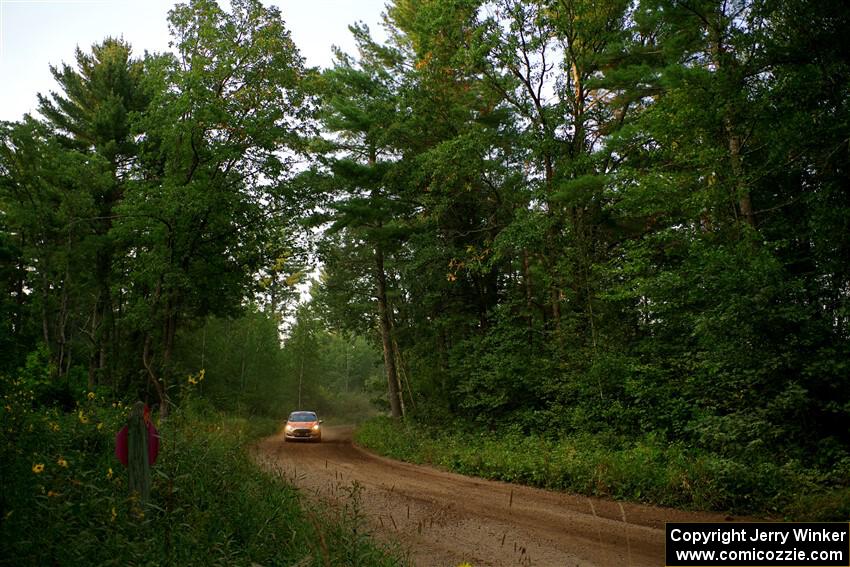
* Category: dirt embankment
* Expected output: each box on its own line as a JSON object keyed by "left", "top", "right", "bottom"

{"left": 254, "top": 425, "right": 736, "bottom": 567}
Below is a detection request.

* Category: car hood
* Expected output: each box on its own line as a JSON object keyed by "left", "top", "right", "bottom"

{"left": 287, "top": 421, "right": 318, "bottom": 427}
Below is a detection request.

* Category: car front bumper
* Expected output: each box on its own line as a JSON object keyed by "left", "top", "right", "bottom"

{"left": 285, "top": 428, "right": 321, "bottom": 440}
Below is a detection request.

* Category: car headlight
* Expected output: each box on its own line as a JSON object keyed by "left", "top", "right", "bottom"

{"left": 312, "top": 424, "right": 320, "bottom": 431}
{"left": 285, "top": 424, "right": 294, "bottom": 432}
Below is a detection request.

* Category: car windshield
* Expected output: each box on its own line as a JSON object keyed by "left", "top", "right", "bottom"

{"left": 288, "top": 412, "right": 317, "bottom": 422}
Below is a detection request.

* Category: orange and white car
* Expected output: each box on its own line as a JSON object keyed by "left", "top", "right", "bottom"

{"left": 283, "top": 410, "right": 322, "bottom": 442}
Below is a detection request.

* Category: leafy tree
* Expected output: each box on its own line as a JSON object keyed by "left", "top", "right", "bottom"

{"left": 311, "top": 26, "right": 415, "bottom": 419}
{"left": 0, "top": 0, "right": 311, "bottom": 415}
{"left": 114, "top": 0, "right": 311, "bottom": 413}
{"left": 0, "top": 118, "right": 110, "bottom": 379}
{"left": 36, "top": 38, "right": 150, "bottom": 386}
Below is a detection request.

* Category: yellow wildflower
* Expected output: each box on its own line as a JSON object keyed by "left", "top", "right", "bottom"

{"left": 4, "top": 404, "right": 11, "bottom": 412}
{"left": 188, "top": 375, "right": 198, "bottom": 385}
{"left": 57, "top": 457, "right": 68, "bottom": 468}
{"left": 32, "top": 463, "right": 44, "bottom": 474}
{"left": 107, "top": 468, "right": 113, "bottom": 480}
{"left": 111, "top": 507, "right": 117, "bottom": 522}
{"left": 78, "top": 410, "right": 89, "bottom": 424}
{"left": 87, "top": 392, "right": 96, "bottom": 400}
{"left": 198, "top": 368, "right": 205, "bottom": 381}
{"left": 97, "top": 422, "right": 103, "bottom": 430}
{"left": 50, "top": 422, "right": 60, "bottom": 432}
{"left": 47, "top": 490, "right": 60, "bottom": 497}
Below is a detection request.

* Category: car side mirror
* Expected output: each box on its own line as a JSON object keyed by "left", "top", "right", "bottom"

{"left": 319, "top": 420, "right": 324, "bottom": 424}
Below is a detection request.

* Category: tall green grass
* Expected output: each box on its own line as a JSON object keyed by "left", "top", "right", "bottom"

{"left": 355, "top": 417, "right": 850, "bottom": 520}
{"left": 1, "top": 377, "right": 405, "bottom": 566}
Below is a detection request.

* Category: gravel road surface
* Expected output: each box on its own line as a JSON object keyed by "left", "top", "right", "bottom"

{"left": 254, "top": 425, "right": 735, "bottom": 567}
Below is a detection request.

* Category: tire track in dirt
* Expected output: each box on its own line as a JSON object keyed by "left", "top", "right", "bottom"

{"left": 254, "top": 425, "right": 737, "bottom": 567}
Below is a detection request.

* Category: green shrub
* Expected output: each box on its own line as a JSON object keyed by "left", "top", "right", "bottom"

{"left": 1, "top": 376, "right": 404, "bottom": 566}
{"left": 355, "top": 417, "right": 850, "bottom": 519}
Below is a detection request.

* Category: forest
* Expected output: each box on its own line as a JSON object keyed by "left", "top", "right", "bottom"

{"left": 2, "top": 0, "right": 849, "bottom": 554}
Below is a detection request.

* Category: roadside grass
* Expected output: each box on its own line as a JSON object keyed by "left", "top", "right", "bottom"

{"left": 355, "top": 417, "right": 850, "bottom": 520}
{"left": 0, "top": 377, "right": 405, "bottom": 566}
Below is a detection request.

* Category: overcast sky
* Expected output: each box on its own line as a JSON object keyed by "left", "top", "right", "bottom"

{"left": 0, "top": 0, "right": 387, "bottom": 122}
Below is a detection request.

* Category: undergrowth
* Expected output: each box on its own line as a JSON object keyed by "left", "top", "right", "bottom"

{"left": 355, "top": 417, "right": 850, "bottom": 520}
{"left": 0, "top": 375, "right": 405, "bottom": 566}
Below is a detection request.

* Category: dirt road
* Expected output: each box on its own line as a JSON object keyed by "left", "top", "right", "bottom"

{"left": 254, "top": 426, "right": 733, "bottom": 567}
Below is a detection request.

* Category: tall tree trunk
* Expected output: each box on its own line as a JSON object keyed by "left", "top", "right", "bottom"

{"left": 522, "top": 248, "right": 534, "bottom": 338}
{"left": 375, "top": 244, "right": 403, "bottom": 419}
{"left": 88, "top": 301, "right": 100, "bottom": 389}
{"left": 64, "top": 340, "right": 72, "bottom": 378}
{"left": 41, "top": 271, "right": 51, "bottom": 347}
{"left": 709, "top": 21, "right": 755, "bottom": 228}
{"left": 570, "top": 60, "right": 586, "bottom": 157}
{"left": 143, "top": 278, "right": 169, "bottom": 417}
{"left": 142, "top": 333, "right": 167, "bottom": 417}
{"left": 543, "top": 162, "right": 563, "bottom": 331}
{"left": 162, "top": 299, "right": 179, "bottom": 381}
{"left": 367, "top": 143, "right": 403, "bottom": 419}
{"left": 14, "top": 245, "right": 25, "bottom": 339}
{"left": 724, "top": 118, "right": 755, "bottom": 226}
{"left": 57, "top": 262, "right": 70, "bottom": 379}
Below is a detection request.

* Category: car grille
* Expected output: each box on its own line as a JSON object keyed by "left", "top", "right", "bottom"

{"left": 293, "top": 428, "right": 311, "bottom": 436}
